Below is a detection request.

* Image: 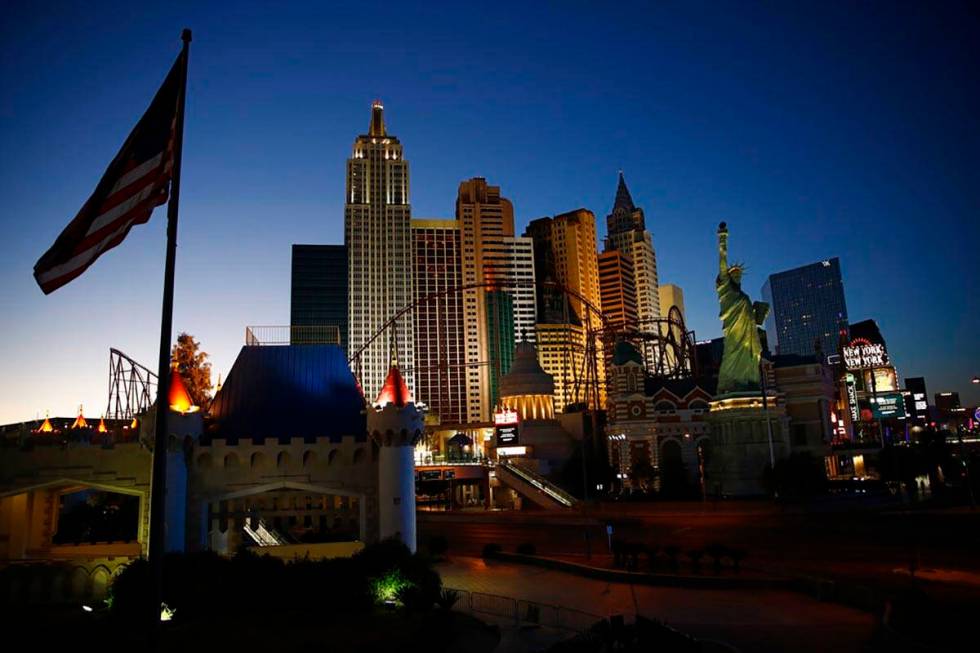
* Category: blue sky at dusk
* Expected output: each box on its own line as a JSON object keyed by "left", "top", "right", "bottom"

{"left": 1, "top": 1, "right": 977, "bottom": 422}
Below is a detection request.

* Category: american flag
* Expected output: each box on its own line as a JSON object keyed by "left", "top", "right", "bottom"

{"left": 33, "top": 53, "right": 185, "bottom": 294}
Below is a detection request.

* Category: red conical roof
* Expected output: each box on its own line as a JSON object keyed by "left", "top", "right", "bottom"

{"left": 375, "top": 364, "right": 411, "bottom": 408}
{"left": 168, "top": 367, "right": 198, "bottom": 413}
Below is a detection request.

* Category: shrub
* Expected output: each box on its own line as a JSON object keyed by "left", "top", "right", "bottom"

{"left": 516, "top": 542, "right": 536, "bottom": 555}
{"left": 482, "top": 543, "right": 502, "bottom": 558}
{"left": 704, "top": 543, "right": 726, "bottom": 574}
{"left": 611, "top": 537, "right": 624, "bottom": 567}
{"left": 436, "top": 588, "right": 460, "bottom": 611}
{"left": 644, "top": 544, "right": 660, "bottom": 571}
{"left": 426, "top": 534, "right": 449, "bottom": 557}
{"left": 397, "top": 583, "right": 434, "bottom": 612}
{"left": 624, "top": 542, "right": 641, "bottom": 570}
{"left": 727, "top": 548, "right": 746, "bottom": 571}
{"left": 108, "top": 538, "right": 436, "bottom": 619}
{"left": 686, "top": 549, "right": 704, "bottom": 571}
{"left": 372, "top": 569, "right": 411, "bottom": 604}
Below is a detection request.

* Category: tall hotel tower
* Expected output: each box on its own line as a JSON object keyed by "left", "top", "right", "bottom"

{"left": 605, "top": 173, "right": 660, "bottom": 328}
{"left": 346, "top": 101, "right": 415, "bottom": 398}
{"left": 525, "top": 209, "right": 603, "bottom": 412}
{"left": 455, "top": 178, "right": 536, "bottom": 421}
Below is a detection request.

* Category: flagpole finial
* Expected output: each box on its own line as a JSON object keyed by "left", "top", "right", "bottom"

{"left": 181, "top": 28, "right": 192, "bottom": 43}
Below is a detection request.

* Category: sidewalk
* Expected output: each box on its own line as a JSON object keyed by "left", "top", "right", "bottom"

{"left": 438, "top": 556, "right": 874, "bottom": 653}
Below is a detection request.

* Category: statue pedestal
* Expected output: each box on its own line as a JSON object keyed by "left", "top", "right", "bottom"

{"left": 705, "top": 392, "right": 789, "bottom": 497}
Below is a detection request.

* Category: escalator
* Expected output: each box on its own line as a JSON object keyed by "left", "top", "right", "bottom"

{"left": 496, "top": 459, "right": 579, "bottom": 510}
{"left": 243, "top": 518, "right": 289, "bottom": 546}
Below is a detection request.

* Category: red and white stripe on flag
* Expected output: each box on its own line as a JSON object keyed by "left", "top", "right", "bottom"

{"left": 33, "top": 53, "right": 184, "bottom": 294}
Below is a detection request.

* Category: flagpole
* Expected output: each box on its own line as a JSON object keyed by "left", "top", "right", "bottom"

{"left": 148, "top": 28, "right": 191, "bottom": 631}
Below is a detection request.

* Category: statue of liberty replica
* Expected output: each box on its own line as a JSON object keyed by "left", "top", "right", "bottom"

{"left": 715, "top": 221, "right": 769, "bottom": 394}
{"left": 706, "top": 222, "right": 789, "bottom": 496}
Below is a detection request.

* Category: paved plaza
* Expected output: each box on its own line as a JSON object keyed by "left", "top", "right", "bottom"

{"left": 438, "top": 557, "right": 876, "bottom": 653}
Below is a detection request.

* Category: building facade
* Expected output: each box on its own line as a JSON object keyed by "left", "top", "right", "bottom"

{"left": 524, "top": 209, "right": 604, "bottom": 412}
{"left": 606, "top": 342, "right": 713, "bottom": 493}
{"left": 598, "top": 249, "right": 638, "bottom": 332}
{"left": 452, "top": 178, "right": 537, "bottom": 422}
{"left": 481, "top": 235, "right": 536, "bottom": 342}
{"left": 290, "top": 244, "right": 348, "bottom": 347}
{"left": 411, "top": 219, "right": 467, "bottom": 424}
{"left": 762, "top": 258, "right": 848, "bottom": 361}
{"left": 605, "top": 173, "right": 660, "bottom": 329}
{"left": 658, "top": 283, "right": 685, "bottom": 322}
{"left": 346, "top": 101, "right": 415, "bottom": 399}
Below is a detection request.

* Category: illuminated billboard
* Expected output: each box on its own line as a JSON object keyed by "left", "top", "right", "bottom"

{"left": 843, "top": 340, "right": 889, "bottom": 370}
{"left": 863, "top": 367, "right": 898, "bottom": 392}
{"left": 494, "top": 407, "right": 519, "bottom": 447}
{"left": 870, "top": 393, "right": 907, "bottom": 419}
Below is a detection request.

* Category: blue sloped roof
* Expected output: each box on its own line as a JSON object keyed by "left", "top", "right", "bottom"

{"left": 207, "top": 345, "right": 366, "bottom": 441}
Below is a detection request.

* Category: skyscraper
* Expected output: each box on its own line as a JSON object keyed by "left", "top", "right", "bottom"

{"left": 762, "top": 258, "right": 848, "bottom": 361}
{"left": 524, "top": 209, "right": 604, "bottom": 412}
{"left": 658, "top": 283, "right": 685, "bottom": 322}
{"left": 346, "top": 101, "right": 414, "bottom": 398}
{"left": 290, "top": 244, "right": 348, "bottom": 347}
{"left": 605, "top": 173, "right": 661, "bottom": 328}
{"left": 485, "top": 289, "right": 515, "bottom": 409}
{"left": 454, "top": 178, "right": 535, "bottom": 422}
{"left": 481, "top": 236, "right": 536, "bottom": 342}
{"left": 597, "top": 249, "right": 638, "bottom": 332}
{"left": 411, "top": 219, "right": 466, "bottom": 424}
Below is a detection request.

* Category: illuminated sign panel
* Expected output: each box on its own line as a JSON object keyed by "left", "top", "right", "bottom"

{"left": 845, "top": 373, "right": 859, "bottom": 421}
{"left": 496, "top": 425, "right": 519, "bottom": 446}
{"left": 864, "top": 367, "right": 898, "bottom": 392}
{"left": 870, "top": 393, "right": 907, "bottom": 419}
{"left": 843, "top": 341, "right": 889, "bottom": 370}
{"left": 494, "top": 407, "right": 520, "bottom": 446}
{"left": 494, "top": 409, "right": 519, "bottom": 425}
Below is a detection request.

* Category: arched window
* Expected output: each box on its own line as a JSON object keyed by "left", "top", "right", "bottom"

{"left": 655, "top": 401, "right": 676, "bottom": 414}
{"left": 353, "top": 448, "right": 365, "bottom": 464}
{"left": 689, "top": 400, "right": 709, "bottom": 413}
{"left": 250, "top": 452, "right": 265, "bottom": 469}
{"left": 277, "top": 451, "right": 290, "bottom": 470}
{"left": 224, "top": 452, "right": 239, "bottom": 469}
{"left": 303, "top": 450, "right": 317, "bottom": 468}
{"left": 327, "top": 449, "right": 339, "bottom": 466}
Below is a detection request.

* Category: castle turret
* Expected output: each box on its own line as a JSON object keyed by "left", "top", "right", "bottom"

{"left": 367, "top": 361, "right": 423, "bottom": 551}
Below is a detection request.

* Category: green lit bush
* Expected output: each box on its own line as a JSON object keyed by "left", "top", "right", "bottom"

{"left": 372, "top": 569, "right": 410, "bottom": 603}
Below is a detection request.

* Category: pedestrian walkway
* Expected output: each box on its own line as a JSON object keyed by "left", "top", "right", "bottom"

{"left": 437, "top": 557, "right": 874, "bottom": 653}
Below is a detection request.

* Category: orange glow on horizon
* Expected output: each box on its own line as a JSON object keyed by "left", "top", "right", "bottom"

{"left": 97, "top": 418, "right": 108, "bottom": 433}
{"left": 37, "top": 417, "right": 54, "bottom": 433}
